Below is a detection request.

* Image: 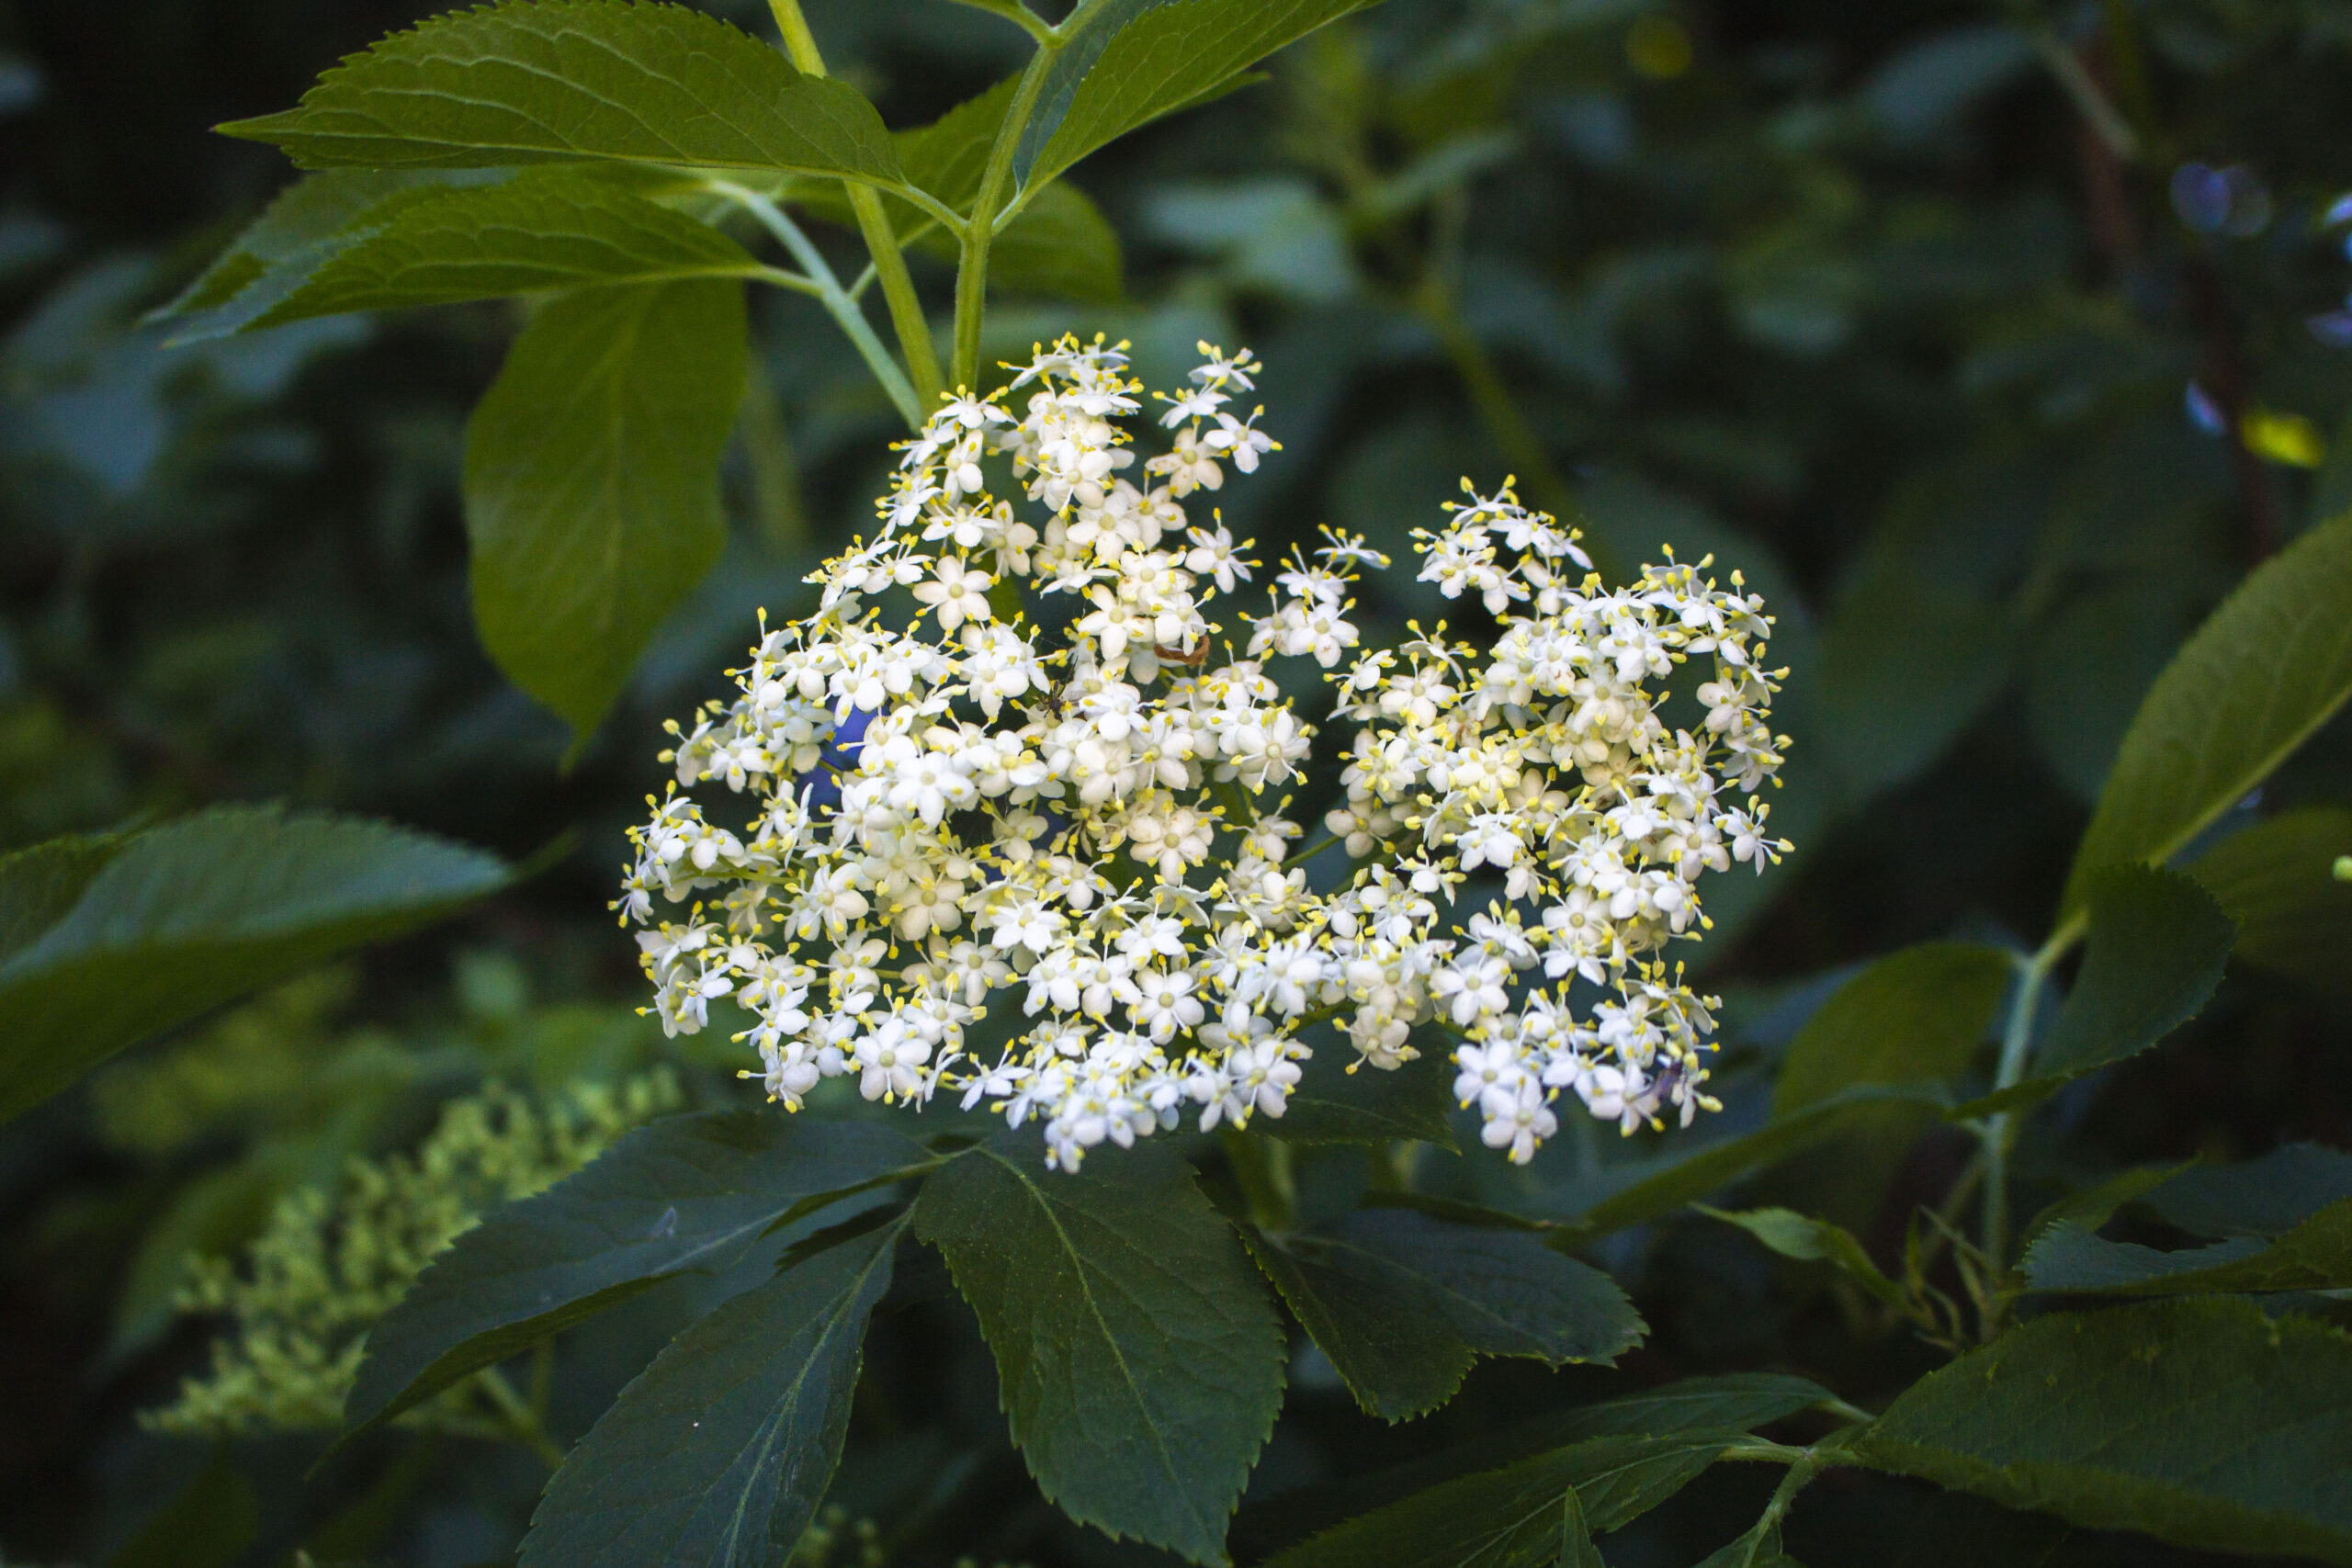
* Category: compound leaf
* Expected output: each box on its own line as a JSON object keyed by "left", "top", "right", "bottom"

{"left": 464, "top": 276, "right": 745, "bottom": 748}
{"left": 518, "top": 1217, "right": 902, "bottom": 1568}
{"left": 911, "top": 1133, "right": 1283, "bottom": 1564}
{"left": 342, "top": 1113, "right": 929, "bottom": 1441}
{"left": 2060, "top": 513, "right": 2352, "bottom": 926}
{"left": 1853, "top": 1297, "right": 2352, "bottom": 1563}
{"left": 0, "top": 807, "right": 507, "bottom": 1123}
{"left": 220, "top": 1, "right": 901, "bottom": 187}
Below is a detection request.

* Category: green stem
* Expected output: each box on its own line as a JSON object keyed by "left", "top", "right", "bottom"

{"left": 951, "top": 46, "right": 1059, "bottom": 392}
{"left": 474, "top": 1366, "right": 565, "bottom": 1472}
{"left": 767, "top": 0, "right": 945, "bottom": 412}
{"left": 717, "top": 181, "right": 922, "bottom": 429}
{"left": 1978, "top": 931, "right": 2072, "bottom": 1293}
{"left": 739, "top": 348, "right": 810, "bottom": 554}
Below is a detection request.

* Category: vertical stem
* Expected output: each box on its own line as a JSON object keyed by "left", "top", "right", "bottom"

{"left": 766, "top": 0, "right": 944, "bottom": 412}
{"left": 1417, "top": 275, "right": 1577, "bottom": 526}
{"left": 952, "top": 51, "right": 1058, "bottom": 392}
{"left": 1221, "top": 1127, "right": 1296, "bottom": 1231}
{"left": 1979, "top": 939, "right": 2064, "bottom": 1304}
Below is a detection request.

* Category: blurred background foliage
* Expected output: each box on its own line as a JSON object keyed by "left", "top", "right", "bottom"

{"left": 5, "top": 0, "right": 2352, "bottom": 1563}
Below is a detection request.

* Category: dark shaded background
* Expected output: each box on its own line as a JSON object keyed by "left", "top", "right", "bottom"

{"left": 4, "top": 1, "right": 2349, "bottom": 1563}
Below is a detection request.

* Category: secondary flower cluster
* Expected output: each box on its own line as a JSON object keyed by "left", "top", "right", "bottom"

{"left": 619, "top": 337, "right": 1790, "bottom": 1168}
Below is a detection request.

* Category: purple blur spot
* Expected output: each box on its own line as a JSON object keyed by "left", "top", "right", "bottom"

{"left": 2172, "top": 163, "right": 2232, "bottom": 232}
{"left": 2184, "top": 381, "right": 2227, "bottom": 436}
{"left": 2308, "top": 310, "right": 2352, "bottom": 350}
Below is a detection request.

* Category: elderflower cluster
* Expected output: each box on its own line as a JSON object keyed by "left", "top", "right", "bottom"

{"left": 620, "top": 336, "right": 1789, "bottom": 1170}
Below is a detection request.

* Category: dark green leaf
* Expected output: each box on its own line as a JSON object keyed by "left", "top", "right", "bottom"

{"left": 1266, "top": 1043, "right": 1460, "bottom": 1150}
{"left": 1247, "top": 1209, "right": 1639, "bottom": 1419}
{"left": 1697, "top": 1206, "right": 1905, "bottom": 1306}
{"left": 1956, "top": 866, "right": 2234, "bottom": 1117}
{"left": 910, "top": 1134, "right": 1283, "bottom": 1564}
{"left": 519, "top": 1217, "right": 902, "bottom": 1568}
{"left": 1231, "top": 1374, "right": 1834, "bottom": 1562}
{"left": 0, "top": 807, "right": 507, "bottom": 1123}
{"left": 1245, "top": 1222, "right": 1472, "bottom": 1421}
{"left": 342, "top": 1112, "right": 930, "bottom": 1441}
{"left": 2059, "top": 513, "right": 2352, "bottom": 926}
{"left": 1815, "top": 568, "right": 2012, "bottom": 803}
{"left": 2139, "top": 1143, "right": 2352, "bottom": 1239}
{"left": 220, "top": 1, "right": 901, "bottom": 186}
{"left": 2191, "top": 806, "right": 2352, "bottom": 999}
{"left": 464, "top": 277, "right": 745, "bottom": 747}
{"left": 1018, "top": 0, "right": 1380, "bottom": 188}
{"left": 1771, "top": 942, "right": 2009, "bottom": 1115}
{"left": 1693, "top": 1517, "right": 1786, "bottom": 1568}
{"left": 246, "top": 172, "right": 771, "bottom": 327}
{"left": 2023, "top": 1197, "right": 2352, "bottom": 1295}
{"left": 1564, "top": 1084, "right": 1951, "bottom": 1236}
{"left": 1261, "top": 1433, "right": 1741, "bottom": 1568}
{"left": 2018, "top": 1162, "right": 2189, "bottom": 1247}
{"left": 1560, "top": 1485, "right": 1604, "bottom": 1568}
{"left": 1851, "top": 1297, "right": 2352, "bottom": 1563}
{"left": 152, "top": 169, "right": 504, "bottom": 341}
{"left": 103, "top": 1448, "right": 261, "bottom": 1568}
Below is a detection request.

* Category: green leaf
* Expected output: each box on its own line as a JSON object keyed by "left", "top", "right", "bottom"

{"left": 220, "top": 1, "right": 901, "bottom": 188}
{"left": 1559, "top": 1485, "right": 1605, "bottom": 1568}
{"left": 1246, "top": 1209, "right": 1640, "bottom": 1420}
{"left": 1261, "top": 1433, "right": 1742, "bottom": 1568}
{"left": 2023, "top": 1197, "right": 2352, "bottom": 1295}
{"left": 2019, "top": 1162, "right": 2189, "bottom": 1247}
{"left": 0, "top": 807, "right": 507, "bottom": 1124}
{"left": 1771, "top": 942, "right": 2009, "bottom": 1115}
{"left": 1565, "top": 1083, "right": 1952, "bottom": 1237}
{"left": 244, "top": 172, "right": 772, "bottom": 328}
{"left": 2059, "top": 513, "right": 2352, "bottom": 926}
{"left": 1815, "top": 567, "right": 2013, "bottom": 804}
{"left": 1266, "top": 1043, "right": 1460, "bottom": 1150}
{"left": 1018, "top": 0, "right": 1379, "bottom": 188}
{"left": 1852, "top": 1297, "right": 2352, "bottom": 1563}
{"left": 152, "top": 169, "right": 505, "bottom": 342}
{"left": 2139, "top": 1143, "right": 2352, "bottom": 1239}
{"left": 1697, "top": 1206, "right": 1905, "bottom": 1307}
{"left": 1230, "top": 1373, "right": 1835, "bottom": 1562}
{"left": 518, "top": 1216, "right": 902, "bottom": 1568}
{"left": 1956, "top": 866, "right": 2234, "bottom": 1118}
{"left": 103, "top": 1448, "right": 261, "bottom": 1568}
{"left": 1693, "top": 1517, "right": 1786, "bottom": 1568}
{"left": 2190, "top": 806, "right": 2352, "bottom": 1000}
{"left": 464, "top": 277, "right": 745, "bottom": 748}
{"left": 910, "top": 1134, "right": 1283, "bottom": 1564}
{"left": 341, "top": 1112, "right": 930, "bottom": 1442}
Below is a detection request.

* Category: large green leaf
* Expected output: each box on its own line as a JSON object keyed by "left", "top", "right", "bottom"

{"left": 0, "top": 808, "right": 507, "bottom": 1124}
{"left": 1852, "top": 1297, "right": 2352, "bottom": 1562}
{"left": 103, "top": 1447, "right": 261, "bottom": 1568}
{"left": 1771, "top": 942, "right": 2009, "bottom": 1115}
{"left": 910, "top": 1134, "right": 1283, "bottom": 1564}
{"left": 1562, "top": 1083, "right": 1952, "bottom": 1236}
{"left": 342, "top": 1113, "right": 931, "bottom": 1440}
{"left": 220, "top": 1, "right": 901, "bottom": 188}
{"left": 2059, "top": 513, "right": 2352, "bottom": 926}
{"left": 1260, "top": 1433, "right": 1742, "bottom": 1568}
{"left": 2023, "top": 1197, "right": 2352, "bottom": 1295}
{"left": 1246, "top": 1208, "right": 1640, "bottom": 1419}
{"left": 464, "top": 277, "right": 745, "bottom": 747}
{"left": 245, "top": 173, "right": 772, "bottom": 328}
{"left": 2191, "top": 806, "right": 2352, "bottom": 1000}
{"left": 151, "top": 169, "right": 505, "bottom": 342}
{"left": 1018, "top": 0, "right": 1381, "bottom": 188}
{"left": 1956, "top": 866, "right": 2234, "bottom": 1118}
{"left": 2139, "top": 1143, "right": 2352, "bottom": 1239}
{"left": 518, "top": 1216, "right": 902, "bottom": 1568}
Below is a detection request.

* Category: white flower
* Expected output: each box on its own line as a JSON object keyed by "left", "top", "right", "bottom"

{"left": 620, "top": 342, "right": 1787, "bottom": 1170}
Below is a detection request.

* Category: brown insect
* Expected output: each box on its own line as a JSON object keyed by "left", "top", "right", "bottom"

{"left": 1154, "top": 641, "right": 1211, "bottom": 668}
